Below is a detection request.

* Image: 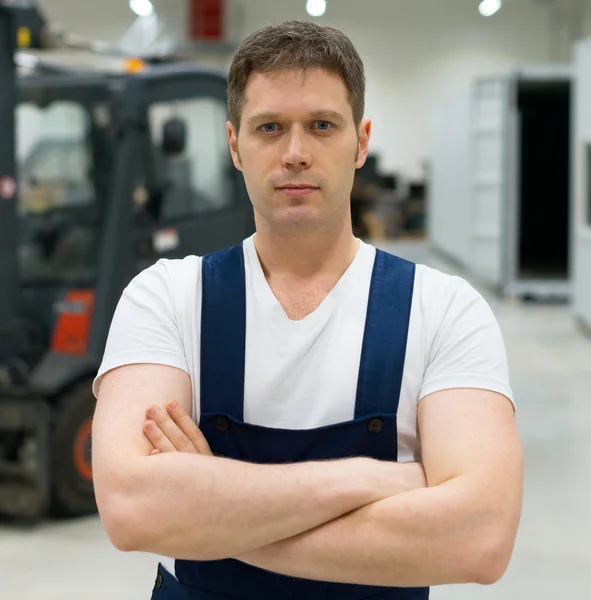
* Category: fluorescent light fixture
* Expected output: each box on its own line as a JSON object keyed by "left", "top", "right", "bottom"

{"left": 478, "top": 0, "right": 502, "bottom": 17}
{"left": 129, "top": 0, "right": 154, "bottom": 18}
{"left": 306, "top": 0, "right": 326, "bottom": 18}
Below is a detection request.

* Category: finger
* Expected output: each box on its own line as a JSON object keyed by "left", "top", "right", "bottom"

{"left": 146, "top": 405, "right": 198, "bottom": 454}
{"left": 151, "top": 449, "right": 162, "bottom": 456}
{"left": 166, "top": 401, "right": 213, "bottom": 455}
{"left": 144, "top": 420, "right": 177, "bottom": 454}
{"left": 167, "top": 401, "right": 213, "bottom": 456}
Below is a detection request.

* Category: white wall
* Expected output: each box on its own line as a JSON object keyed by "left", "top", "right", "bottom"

{"left": 572, "top": 38, "right": 591, "bottom": 331}
{"left": 37, "top": 0, "right": 561, "bottom": 179}
{"left": 234, "top": 0, "right": 556, "bottom": 180}
{"left": 38, "top": 0, "right": 189, "bottom": 43}
{"left": 585, "top": 3, "right": 591, "bottom": 36}
{"left": 427, "top": 90, "right": 472, "bottom": 262}
{"left": 39, "top": 0, "right": 138, "bottom": 43}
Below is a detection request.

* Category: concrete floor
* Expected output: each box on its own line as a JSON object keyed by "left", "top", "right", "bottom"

{"left": 2, "top": 239, "right": 590, "bottom": 599}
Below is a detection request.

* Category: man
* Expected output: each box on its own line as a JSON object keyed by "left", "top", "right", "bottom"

{"left": 91, "top": 20, "right": 523, "bottom": 600}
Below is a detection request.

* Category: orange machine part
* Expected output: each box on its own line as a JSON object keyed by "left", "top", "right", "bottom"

{"left": 51, "top": 290, "right": 95, "bottom": 355}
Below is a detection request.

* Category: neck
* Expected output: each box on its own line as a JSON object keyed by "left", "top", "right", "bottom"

{"left": 253, "top": 214, "right": 359, "bottom": 280}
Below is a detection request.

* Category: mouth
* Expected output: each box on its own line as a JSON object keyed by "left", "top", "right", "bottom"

{"left": 276, "top": 184, "right": 320, "bottom": 198}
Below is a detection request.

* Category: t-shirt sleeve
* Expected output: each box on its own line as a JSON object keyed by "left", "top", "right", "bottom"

{"left": 419, "top": 277, "right": 515, "bottom": 406}
{"left": 92, "top": 259, "right": 189, "bottom": 398}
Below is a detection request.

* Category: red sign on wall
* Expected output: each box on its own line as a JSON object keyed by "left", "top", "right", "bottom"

{"left": 189, "top": 0, "right": 224, "bottom": 42}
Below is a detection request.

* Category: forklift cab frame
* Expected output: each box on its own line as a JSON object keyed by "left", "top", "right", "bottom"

{"left": 0, "top": 63, "right": 254, "bottom": 519}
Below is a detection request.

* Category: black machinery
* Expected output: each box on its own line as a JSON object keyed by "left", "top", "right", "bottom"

{"left": 0, "top": 1, "right": 254, "bottom": 519}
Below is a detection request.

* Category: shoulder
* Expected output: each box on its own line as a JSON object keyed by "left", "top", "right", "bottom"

{"left": 124, "top": 255, "right": 203, "bottom": 301}
{"left": 370, "top": 248, "right": 486, "bottom": 324}
{"left": 411, "top": 263, "right": 505, "bottom": 361}
{"left": 412, "top": 265, "right": 513, "bottom": 404}
{"left": 414, "top": 263, "right": 474, "bottom": 296}
{"left": 143, "top": 255, "right": 202, "bottom": 284}
{"left": 413, "top": 263, "right": 489, "bottom": 320}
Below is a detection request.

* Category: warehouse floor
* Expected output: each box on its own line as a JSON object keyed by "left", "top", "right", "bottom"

{"left": 2, "top": 239, "right": 590, "bottom": 600}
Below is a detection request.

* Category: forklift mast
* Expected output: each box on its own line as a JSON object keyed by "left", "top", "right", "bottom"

{"left": 0, "top": 0, "right": 46, "bottom": 333}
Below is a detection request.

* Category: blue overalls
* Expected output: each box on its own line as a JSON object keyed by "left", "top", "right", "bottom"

{"left": 151, "top": 244, "right": 428, "bottom": 600}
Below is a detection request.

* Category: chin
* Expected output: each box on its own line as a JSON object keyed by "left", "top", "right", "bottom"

{"left": 255, "top": 195, "right": 344, "bottom": 232}
{"left": 269, "top": 207, "right": 326, "bottom": 231}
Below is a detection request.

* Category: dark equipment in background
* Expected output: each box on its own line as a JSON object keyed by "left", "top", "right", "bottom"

{"left": 405, "top": 182, "right": 427, "bottom": 234}
{"left": 0, "top": 2, "right": 255, "bottom": 520}
{"left": 351, "top": 153, "right": 426, "bottom": 239}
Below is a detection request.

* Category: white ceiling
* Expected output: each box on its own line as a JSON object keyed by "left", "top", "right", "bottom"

{"left": 36, "top": 0, "right": 591, "bottom": 50}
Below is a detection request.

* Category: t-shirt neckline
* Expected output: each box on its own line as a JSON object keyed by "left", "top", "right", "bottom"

{"left": 244, "top": 235, "right": 370, "bottom": 325}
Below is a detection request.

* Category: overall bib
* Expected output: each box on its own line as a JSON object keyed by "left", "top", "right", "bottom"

{"left": 151, "top": 244, "right": 428, "bottom": 600}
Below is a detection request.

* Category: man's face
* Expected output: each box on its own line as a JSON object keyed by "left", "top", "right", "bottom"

{"left": 227, "top": 67, "right": 371, "bottom": 233}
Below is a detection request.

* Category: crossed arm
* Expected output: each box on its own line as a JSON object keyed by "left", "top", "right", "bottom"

{"left": 92, "top": 364, "right": 523, "bottom": 588}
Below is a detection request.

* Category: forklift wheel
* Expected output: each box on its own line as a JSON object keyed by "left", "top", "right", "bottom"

{"left": 51, "top": 381, "right": 97, "bottom": 517}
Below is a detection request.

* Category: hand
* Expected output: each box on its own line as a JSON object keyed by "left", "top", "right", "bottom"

{"left": 144, "top": 401, "right": 213, "bottom": 456}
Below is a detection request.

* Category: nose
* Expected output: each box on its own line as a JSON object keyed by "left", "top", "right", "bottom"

{"left": 281, "top": 128, "right": 312, "bottom": 171}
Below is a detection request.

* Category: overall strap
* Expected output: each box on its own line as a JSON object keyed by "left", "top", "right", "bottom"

{"left": 200, "top": 244, "right": 246, "bottom": 420}
{"left": 354, "top": 250, "right": 416, "bottom": 419}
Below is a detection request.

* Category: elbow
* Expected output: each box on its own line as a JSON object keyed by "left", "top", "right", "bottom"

{"left": 473, "top": 545, "right": 514, "bottom": 586}
{"left": 93, "top": 458, "right": 158, "bottom": 553}
{"left": 468, "top": 529, "right": 518, "bottom": 585}
{"left": 96, "top": 488, "right": 150, "bottom": 553}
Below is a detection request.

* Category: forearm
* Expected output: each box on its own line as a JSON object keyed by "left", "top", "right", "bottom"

{"left": 239, "top": 476, "right": 517, "bottom": 587}
{"left": 100, "top": 453, "right": 392, "bottom": 561}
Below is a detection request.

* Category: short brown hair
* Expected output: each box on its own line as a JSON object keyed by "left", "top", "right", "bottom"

{"left": 228, "top": 20, "right": 366, "bottom": 131}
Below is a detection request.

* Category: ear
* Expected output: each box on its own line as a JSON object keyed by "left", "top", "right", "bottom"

{"left": 355, "top": 118, "right": 372, "bottom": 169}
{"left": 227, "top": 121, "right": 243, "bottom": 171}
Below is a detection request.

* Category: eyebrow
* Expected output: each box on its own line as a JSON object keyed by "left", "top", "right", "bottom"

{"left": 247, "top": 112, "right": 282, "bottom": 127}
{"left": 309, "top": 110, "right": 346, "bottom": 123}
{"left": 246, "top": 110, "right": 346, "bottom": 127}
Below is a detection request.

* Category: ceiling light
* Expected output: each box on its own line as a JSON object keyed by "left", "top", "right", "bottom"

{"left": 129, "top": 0, "right": 154, "bottom": 18}
{"left": 306, "top": 0, "right": 326, "bottom": 18}
{"left": 478, "top": 0, "right": 502, "bottom": 17}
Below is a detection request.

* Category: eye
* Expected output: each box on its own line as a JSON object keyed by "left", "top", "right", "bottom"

{"left": 313, "top": 121, "right": 333, "bottom": 131}
{"left": 260, "top": 123, "right": 279, "bottom": 133}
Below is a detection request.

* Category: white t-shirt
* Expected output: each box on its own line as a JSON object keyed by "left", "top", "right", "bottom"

{"left": 94, "top": 235, "right": 514, "bottom": 464}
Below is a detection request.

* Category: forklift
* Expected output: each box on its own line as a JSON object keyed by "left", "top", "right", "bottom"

{"left": 0, "top": 2, "right": 254, "bottom": 520}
